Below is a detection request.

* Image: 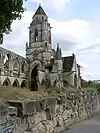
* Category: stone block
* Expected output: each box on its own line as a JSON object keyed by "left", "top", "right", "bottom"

{"left": 47, "top": 98, "right": 57, "bottom": 107}
{"left": 35, "top": 101, "right": 42, "bottom": 112}
{"left": 34, "top": 111, "right": 46, "bottom": 125}
{"left": 62, "top": 110, "right": 68, "bottom": 120}
{"left": 55, "top": 105, "right": 60, "bottom": 115}
{"left": 36, "top": 122, "right": 47, "bottom": 133}
{"left": 22, "top": 101, "right": 36, "bottom": 115}
{"left": 52, "top": 117, "right": 57, "bottom": 128}
{"left": 0, "top": 103, "right": 8, "bottom": 116}
{"left": 39, "top": 99, "right": 47, "bottom": 110}
{"left": 42, "top": 120, "right": 54, "bottom": 133}
{"left": 51, "top": 106, "right": 56, "bottom": 117}
{"left": 56, "top": 115, "right": 63, "bottom": 126}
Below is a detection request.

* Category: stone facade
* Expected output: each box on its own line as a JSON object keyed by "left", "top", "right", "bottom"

{"left": 0, "top": 90, "right": 99, "bottom": 133}
{"left": 0, "top": 5, "right": 81, "bottom": 90}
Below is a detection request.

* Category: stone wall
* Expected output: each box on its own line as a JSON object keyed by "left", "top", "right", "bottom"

{"left": 0, "top": 89, "right": 100, "bottom": 133}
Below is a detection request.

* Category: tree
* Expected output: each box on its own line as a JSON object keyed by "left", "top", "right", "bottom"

{"left": 0, "top": 0, "right": 26, "bottom": 44}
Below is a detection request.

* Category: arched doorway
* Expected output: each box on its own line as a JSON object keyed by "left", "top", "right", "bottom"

{"left": 31, "top": 65, "right": 38, "bottom": 91}
{"left": 13, "top": 79, "right": 19, "bottom": 87}
{"left": 21, "top": 80, "right": 27, "bottom": 88}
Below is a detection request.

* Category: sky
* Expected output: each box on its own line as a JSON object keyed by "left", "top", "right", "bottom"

{"left": 2, "top": 0, "right": 100, "bottom": 81}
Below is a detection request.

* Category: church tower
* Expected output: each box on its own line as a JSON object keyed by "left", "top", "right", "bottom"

{"left": 29, "top": 5, "right": 52, "bottom": 46}
{"left": 26, "top": 5, "right": 53, "bottom": 90}
{"left": 26, "top": 5, "right": 52, "bottom": 64}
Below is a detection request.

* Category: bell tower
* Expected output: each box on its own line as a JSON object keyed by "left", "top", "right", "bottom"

{"left": 26, "top": 5, "right": 53, "bottom": 67}
{"left": 29, "top": 5, "right": 52, "bottom": 47}
{"left": 26, "top": 5, "right": 53, "bottom": 90}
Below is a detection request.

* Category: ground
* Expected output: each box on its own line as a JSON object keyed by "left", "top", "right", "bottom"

{"left": 63, "top": 113, "right": 100, "bottom": 133}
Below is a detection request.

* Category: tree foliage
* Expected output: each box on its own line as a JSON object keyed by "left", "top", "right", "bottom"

{"left": 0, "top": 0, "right": 25, "bottom": 44}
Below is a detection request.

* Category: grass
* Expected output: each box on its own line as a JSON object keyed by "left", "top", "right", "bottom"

{"left": 0, "top": 85, "right": 49, "bottom": 101}
{"left": 0, "top": 85, "right": 92, "bottom": 101}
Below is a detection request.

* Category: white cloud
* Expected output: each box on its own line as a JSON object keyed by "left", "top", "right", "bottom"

{"left": 27, "top": 0, "right": 70, "bottom": 11}
{"left": 49, "top": 18, "right": 98, "bottom": 51}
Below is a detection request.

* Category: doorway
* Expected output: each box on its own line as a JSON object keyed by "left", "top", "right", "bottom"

{"left": 31, "top": 65, "right": 38, "bottom": 91}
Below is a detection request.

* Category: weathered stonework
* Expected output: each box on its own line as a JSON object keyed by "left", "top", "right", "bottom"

{"left": 0, "top": 89, "right": 99, "bottom": 133}
{"left": 0, "top": 5, "right": 81, "bottom": 90}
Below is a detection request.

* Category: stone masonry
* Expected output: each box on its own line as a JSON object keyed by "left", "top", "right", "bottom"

{"left": 0, "top": 89, "right": 99, "bottom": 133}
{"left": 0, "top": 5, "right": 81, "bottom": 91}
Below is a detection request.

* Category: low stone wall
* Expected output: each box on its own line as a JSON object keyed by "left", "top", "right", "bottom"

{"left": 0, "top": 89, "right": 100, "bottom": 133}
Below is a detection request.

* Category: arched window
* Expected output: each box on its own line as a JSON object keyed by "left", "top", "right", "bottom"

{"left": 13, "top": 62, "right": 18, "bottom": 70}
{"left": 42, "top": 16, "right": 44, "bottom": 20}
{"left": 74, "top": 74, "right": 77, "bottom": 87}
{"left": 21, "top": 80, "right": 27, "bottom": 88}
{"left": 21, "top": 61, "right": 26, "bottom": 73}
{"left": 36, "top": 16, "right": 38, "bottom": 21}
{"left": 4, "top": 53, "right": 11, "bottom": 69}
{"left": 13, "top": 79, "right": 19, "bottom": 87}
{"left": 3, "top": 78, "right": 11, "bottom": 87}
{"left": 35, "top": 28, "right": 38, "bottom": 42}
{"left": 13, "top": 57, "right": 19, "bottom": 71}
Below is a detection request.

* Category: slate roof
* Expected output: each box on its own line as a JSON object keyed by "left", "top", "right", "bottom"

{"left": 34, "top": 5, "right": 47, "bottom": 16}
{"left": 63, "top": 55, "right": 74, "bottom": 72}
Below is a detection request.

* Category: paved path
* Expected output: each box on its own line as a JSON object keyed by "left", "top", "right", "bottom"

{"left": 63, "top": 114, "right": 100, "bottom": 133}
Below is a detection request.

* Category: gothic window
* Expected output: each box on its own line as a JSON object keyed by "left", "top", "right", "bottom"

{"left": 42, "top": 16, "right": 44, "bottom": 20}
{"left": 45, "top": 42, "right": 47, "bottom": 47}
{"left": 35, "top": 28, "right": 38, "bottom": 42}
{"left": 4, "top": 54, "right": 11, "bottom": 69}
{"left": 3, "top": 78, "right": 11, "bottom": 87}
{"left": 13, "top": 79, "right": 19, "bottom": 87}
{"left": 13, "top": 57, "right": 19, "bottom": 71}
{"left": 74, "top": 74, "right": 77, "bottom": 87}
{"left": 21, "top": 61, "right": 26, "bottom": 73}
{"left": 21, "top": 80, "right": 27, "bottom": 88}
{"left": 14, "top": 62, "right": 17, "bottom": 70}
{"left": 36, "top": 16, "right": 38, "bottom": 21}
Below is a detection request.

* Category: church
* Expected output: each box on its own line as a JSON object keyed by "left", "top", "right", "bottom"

{"left": 0, "top": 5, "right": 81, "bottom": 90}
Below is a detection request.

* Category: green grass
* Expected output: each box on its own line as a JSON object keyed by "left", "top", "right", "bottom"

{"left": 0, "top": 85, "right": 93, "bottom": 101}
{"left": 0, "top": 86, "right": 49, "bottom": 101}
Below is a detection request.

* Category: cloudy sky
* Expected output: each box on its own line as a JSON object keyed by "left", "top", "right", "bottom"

{"left": 2, "top": 0, "right": 100, "bottom": 80}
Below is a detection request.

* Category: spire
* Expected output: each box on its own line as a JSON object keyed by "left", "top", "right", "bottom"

{"left": 60, "top": 48, "right": 62, "bottom": 57}
{"left": 55, "top": 43, "right": 62, "bottom": 60}
{"left": 57, "top": 43, "right": 59, "bottom": 51}
{"left": 34, "top": 5, "right": 47, "bottom": 17}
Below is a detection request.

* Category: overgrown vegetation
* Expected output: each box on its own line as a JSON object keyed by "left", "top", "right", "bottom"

{"left": 0, "top": 85, "right": 77, "bottom": 101}
{"left": 0, "top": 79, "right": 100, "bottom": 101}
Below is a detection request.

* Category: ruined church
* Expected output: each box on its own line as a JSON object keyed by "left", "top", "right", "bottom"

{"left": 0, "top": 5, "right": 81, "bottom": 90}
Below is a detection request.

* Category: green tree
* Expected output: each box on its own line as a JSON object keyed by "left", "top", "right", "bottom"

{"left": 0, "top": 0, "right": 26, "bottom": 44}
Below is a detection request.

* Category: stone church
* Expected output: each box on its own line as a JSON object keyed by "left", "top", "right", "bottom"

{"left": 0, "top": 5, "right": 81, "bottom": 90}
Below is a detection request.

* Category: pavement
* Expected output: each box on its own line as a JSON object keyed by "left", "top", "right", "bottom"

{"left": 62, "top": 113, "right": 100, "bottom": 133}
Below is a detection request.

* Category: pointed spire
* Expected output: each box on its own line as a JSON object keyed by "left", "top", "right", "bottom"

{"left": 57, "top": 43, "right": 59, "bottom": 48}
{"left": 26, "top": 42, "right": 28, "bottom": 48}
{"left": 55, "top": 43, "right": 62, "bottom": 60}
{"left": 60, "top": 48, "right": 62, "bottom": 57}
{"left": 39, "top": 3, "right": 41, "bottom": 6}
{"left": 56, "top": 43, "right": 60, "bottom": 51}
{"left": 34, "top": 5, "right": 47, "bottom": 17}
